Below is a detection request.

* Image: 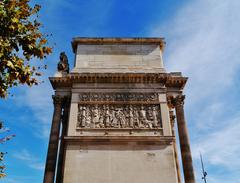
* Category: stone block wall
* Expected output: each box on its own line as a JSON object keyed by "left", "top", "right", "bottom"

{"left": 73, "top": 44, "right": 165, "bottom": 73}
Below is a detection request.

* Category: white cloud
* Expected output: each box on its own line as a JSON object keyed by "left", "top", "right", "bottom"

{"left": 13, "top": 149, "right": 34, "bottom": 161}
{"left": 192, "top": 112, "right": 240, "bottom": 169}
{"left": 4, "top": 176, "right": 40, "bottom": 183}
{"left": 151, "top": 0, "right": 240, "bottom": 182}
{"left": 13, "top": 79, "right": 53, "bottom": 139}
{"left": 152, "top": 0, "right": 240, "bottom": 103}
{"left": 13, "top": 149, "right": 45, "bottom": 171}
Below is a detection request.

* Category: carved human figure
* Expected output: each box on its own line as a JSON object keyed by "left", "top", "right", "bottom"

{"left": 81, "top": 106, "right": 87, "bottom": 127}
{"left": 111, "top": 106, "right": 118, "bottom": 127}
{"left": 133, "top": 107, "right": 140, "bottom": 128}
{"left": 115, "top": 108, "right": 126, "bottom": 128}
{"left": 129, "top": 105, "right": 134, "bottom": 128}
{"left": 77, "top": 106, "right": 91, "bottom": 128}
{"left": 104, "top": 105, "right": 111, "bottom": 127}
{"left": 152, "top": 106, "right": 159, "bottom": 128}
{"left": 145, "top": 106, "right": 154, "bottom": 128}
{"left": 147, "top": 106, "right": 153, "bottom": 120}
{"left": 98, "top": 107, "right": 104, "bottom": 128}
{"left": 139, "top": 106, "right": 147, "bottom": 127}
{"left": 85, "top": 107, "right": 91, "bottom": 128}
{"left": 110, "top": 106, "right": 114, "bottom": 124}
{"left": 92, "top": 105, "right": 100, "bottom": 128}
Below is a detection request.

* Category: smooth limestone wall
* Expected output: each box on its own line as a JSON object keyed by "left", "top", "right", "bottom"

{"left": 73, "top": 44, "right": 165, "bottom": 73}
{"left": 63, "top": 143, "right": 178, "bottom": 183}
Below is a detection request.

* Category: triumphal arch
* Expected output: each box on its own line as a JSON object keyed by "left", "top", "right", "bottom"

{"left": 43, "top": 37, "right": 195, "bottom": 183}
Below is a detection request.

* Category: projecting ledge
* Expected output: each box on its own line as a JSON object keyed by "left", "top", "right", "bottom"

{"left": 64, "top": 135, "right": 174, "bottom": 145}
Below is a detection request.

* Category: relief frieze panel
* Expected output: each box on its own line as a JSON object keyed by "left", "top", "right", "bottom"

{"left": 79, "top": 93, "right": 159, "bottom": 102}
{"left": 77, "top": 104, "right": 162, "bottom": 129}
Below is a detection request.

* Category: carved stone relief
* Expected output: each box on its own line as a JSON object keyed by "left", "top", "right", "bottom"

{"left": 79, "top": 93, "right": 159, "bottom": 102}
{"left": 77, "top": 104, "right": 162, "bottom": 129}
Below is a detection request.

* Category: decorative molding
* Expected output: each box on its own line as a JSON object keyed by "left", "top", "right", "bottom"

{"left": 52, "top": 95, "right": 71, "bottom": 108}
{"left": 52, "top": 95, "right": 64, "bottom": 106}
{"left": 77, "top": 104, "right": 162, "bottom": 129}
{"left": 49, "top": 73, "right": 187, "bottom": 90}
{"left": 71, "top": 37, "right": 166, "bottom": 53}
{"left": 79, "top": 93, "right": 159, "bottom": 102}
{"left": 64, "top": 136, "right": 174, "bottom": 144}
{"left": 172, "top": 95, "right": 185, "bottom": 107}
{"left": 167, "top": 95, "right": 185, "bottom": 108}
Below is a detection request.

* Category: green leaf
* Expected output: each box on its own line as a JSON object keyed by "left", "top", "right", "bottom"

{"left": 6, "top": 61, "right": 14, "bottom": 68}
{"left": 11, "top": 17, "right": 19, "bottom": 23}
{"left": 0, "top": 0, "right": 52, "bottom": 98}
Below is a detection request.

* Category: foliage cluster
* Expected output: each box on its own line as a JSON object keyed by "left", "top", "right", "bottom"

{"left": 0, "top": 0, "right": 51, "bottom": 178}
{"left": 0, "top": 0, "right": 52, "bottom": 98}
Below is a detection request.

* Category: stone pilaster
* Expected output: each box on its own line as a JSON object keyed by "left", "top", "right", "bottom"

{"left": 43, "top": 95, "right": 63, "bottom": 183}
{"left": 56, "top": 97, "right": 70, "bottom": 183}
{"left": 173, "top": 95, "right": 195, "bottom": 183}
{"left": 169, "top": 110, "right": 181, "bottom": 183}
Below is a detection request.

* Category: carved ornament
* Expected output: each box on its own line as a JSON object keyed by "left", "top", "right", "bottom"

{"left": 52, "top": 95, "right": 64, "bottom": 105}
{"left": 167, "top": 95, "right": 185, "bottom": 108}
{"left": 173, "top": 95, "right": 185, "bottom": 107}
{"left": 77, "top": 104, "right": 162, "bottom": 129}
{"left": 79, "top": 93, "right": 159, "bottom": 102}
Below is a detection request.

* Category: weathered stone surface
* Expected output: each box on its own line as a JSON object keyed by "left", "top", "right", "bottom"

{"left": 45, "top": 38, "right": 195, "bottom": 183}
{"left": 63, "top": 144, "right": 178, "bottom": 183}
{"left": 76, "top": 104, "right": 162, "bottom": 129}
{"left": 73, "top": 44, "right": 165, "bottom": 73}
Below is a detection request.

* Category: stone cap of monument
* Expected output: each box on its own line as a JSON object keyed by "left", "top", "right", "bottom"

{"left": 71, "top": 37, "right": 165, "bottom": 53}
{"left": 71, "top": 37, "right": 166, "bottom": 74}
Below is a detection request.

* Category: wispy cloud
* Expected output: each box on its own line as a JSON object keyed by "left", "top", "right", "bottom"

{"left": 151, "top": 0, "right": 240, "bottom": 182}
{"left": 192, "top": 112, "right": 240, "bottom": 169}
{"left": 152, "top": 0, "right": 240, "bottom": 103}
{"left": 13, "top": 80, "right": 53, "bottom": 139}
{"left": 13, "top": 149, "right": 45, "bottom": 171}
{"left": 4, "top": 176, "right": 41, "bottom": 183}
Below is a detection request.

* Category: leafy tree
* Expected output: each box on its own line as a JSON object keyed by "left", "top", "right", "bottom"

{"left": 0, "top": 0, "right": 52, "bottom": 98}
{"left": 0, "top": 0, "right": 52, "bottom": 177}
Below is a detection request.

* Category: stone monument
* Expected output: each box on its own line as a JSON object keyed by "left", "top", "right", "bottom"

{"left": 43, "top": 37, "right": 195, "bottom": 183}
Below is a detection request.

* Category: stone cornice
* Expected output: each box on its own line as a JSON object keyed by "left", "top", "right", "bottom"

{"left": 49, "top": 73, "right": 187, "bottom": 90}
{"left": 72, "top": 37, "right": 165, "bottom": 53}
{"left": 64, "top": 135, "right": 174, "bottom": 144}
{"left": 165, "top": 75, "right": 188, "bottom": 89}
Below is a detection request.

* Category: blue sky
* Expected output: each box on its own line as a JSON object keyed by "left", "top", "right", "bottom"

{"left": 1, "top": 0, "right": 240, "bottom": 182}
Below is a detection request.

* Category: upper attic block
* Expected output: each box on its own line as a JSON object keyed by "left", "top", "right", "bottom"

{"left": 71, "top": 37, "right": 166, "bottom": 73}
